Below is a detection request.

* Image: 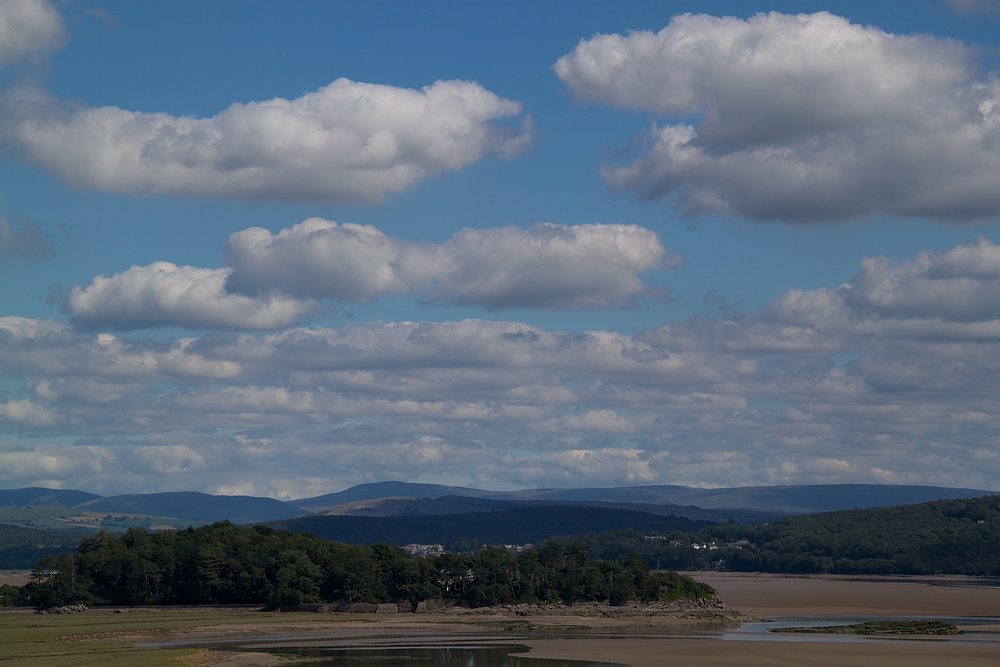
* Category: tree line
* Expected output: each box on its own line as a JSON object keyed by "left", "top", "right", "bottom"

{"left": 564, "top": 495, "right": 1000, "bottom": 575}
{"left": 16, "top": 521, "right": 714, "bottom": 609}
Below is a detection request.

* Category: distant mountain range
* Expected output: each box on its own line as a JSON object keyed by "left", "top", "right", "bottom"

{"left": 73, "top": 492, "right": 303, "bottom": 524}
{"left": 294, "top": 481, "right": 995, "bottom": 515}
{"left": 1, "top": 482, "right": 995, "bottom": 528}
{"left": 0, "top": 487, "right": 101, "bottom": 509}
{"left": 0, "top": 489, "right": 302, "bottom": 525}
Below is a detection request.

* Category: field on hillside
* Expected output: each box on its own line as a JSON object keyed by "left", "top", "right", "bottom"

{"left": 0, "top": 507, "right": 204, "bottom": 533}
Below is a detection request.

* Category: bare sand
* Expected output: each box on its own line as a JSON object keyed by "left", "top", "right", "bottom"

{"left": 0, "top": 570, "right": 30, "bottom": 586}
{"left": 687, "top": 572, "right": 1000, "bottom": 617}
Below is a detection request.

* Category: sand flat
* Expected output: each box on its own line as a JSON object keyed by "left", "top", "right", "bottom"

{"left": 687, "top": 572, "right": 1000, "bottom": 617}
{"left": 0, "top": 570, "right": 30, "bottom": 586}
{"left": 518, "top": 637, "right": 1000, "bottom": 667}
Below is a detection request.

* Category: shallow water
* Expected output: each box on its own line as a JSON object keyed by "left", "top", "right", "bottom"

{"left": 259, "top": 644, "right": 625, "bottom": 667}
{"left": 143, "top": 612, "right": 1000, "bottom": 665}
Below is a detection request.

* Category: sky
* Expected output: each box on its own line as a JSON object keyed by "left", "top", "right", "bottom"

{"left": 3, "top": 0, "right": 1000, "bottom": 498}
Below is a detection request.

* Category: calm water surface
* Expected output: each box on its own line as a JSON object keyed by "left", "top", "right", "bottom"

{"left": 259, "top": 644, "right": 625, "bottom": 667}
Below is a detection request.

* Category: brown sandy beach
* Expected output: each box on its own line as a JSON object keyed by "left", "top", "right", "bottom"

{"left": 688, "top": 572, "right": 1000, "bottom": 617}
{"left": 0, "top": 569, "right": 30, "bottom": 586}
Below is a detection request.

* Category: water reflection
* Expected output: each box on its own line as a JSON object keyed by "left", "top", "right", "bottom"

{"left": 262, "top": 645, "right": 626, "bottom": 667}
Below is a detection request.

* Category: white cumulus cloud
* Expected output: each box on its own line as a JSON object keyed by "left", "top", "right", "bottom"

{"left": 0, "top": 399, "right": 57, "bottom": 427}
{"left": 2, "top": 78, "right": 533, "bottom": 203}
{"left": 768, "top": 237, "right": 1000, "bottom": 338}
{"left": 226, "top": 218, "right": 674, "bottom": 310}
{"left": 555, "top": 11, "right": 1000, "bottom": 223}
{"left": 58, "top": 262, "right": 315, "bottom": 331}
{"left": 0, "top": 0, "right": 64, "bottom": 69}
{"left": 59, "top": 219, "right": 673, "bottom": 331}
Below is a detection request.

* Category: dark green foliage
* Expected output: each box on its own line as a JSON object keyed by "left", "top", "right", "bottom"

{"left": 0, "top": 583, "right": 26, "bottom": 607}
{"left": 20, "top": 522, "right": 714, "bottom": 609}
{"left": 268, "top": 505, "right": 712, "bottom": 546}
{"left": 570, "top": 495, "right": 1000, "bottom": 575}
{"left": 0, "top": 524, "right": 88, "bottom": 568}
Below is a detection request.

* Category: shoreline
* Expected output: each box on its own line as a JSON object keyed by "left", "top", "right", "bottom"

{"left": 162, "top": 574, "right": 1000, "bottom": 667}
{"left": 5, "top": 573, "right": 1000, "bottom": 667}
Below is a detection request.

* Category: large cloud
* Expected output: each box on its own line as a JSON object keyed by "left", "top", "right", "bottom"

{"left": 225, "top": 218, "right": 673, "bottom": 310}
{"left": 0, "top": 0, "right": 64, "bottom": 69}
{"left": 769, "top": 237, "right": 1000, "bottom": 338}
{"left": 5, "top": 240, "right": 1000, "bottom": 495}
{"left": 58, "top": 220, "right": 671, "bottom": 331}
{"left": 2, "top": 78, "right": 533, "bottom": 203}
{"left": 57, "top": 262, "right": 315, "bottom": 331}
{"left": 555, "top": 11, "right": 1000, "bottom": 223}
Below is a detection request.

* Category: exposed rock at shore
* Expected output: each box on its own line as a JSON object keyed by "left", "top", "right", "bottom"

{"left": 37, "top": 604, "right": 88, "bottom": 615}
{"left": 418, "top": 596, "right": 751, "bottom": 619}
{"left": 278, "top": 595, "right": 756, "bottom": 620}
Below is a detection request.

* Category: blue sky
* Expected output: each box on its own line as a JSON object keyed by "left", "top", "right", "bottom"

{"left": 2, "top": 0, "right": 1000, "bottom": 497}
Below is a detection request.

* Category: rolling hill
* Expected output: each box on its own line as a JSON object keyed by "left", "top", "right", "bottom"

{"left": 295, "top": 482, "right": 994, "bottom": 515}
{"left": 74, "top": 492, "right": 306, "bottom": 524}
{"left": 0, "top": 487, "right": 101, "bottom": 509}
{"left": 0, "top": 482, "right": 993, "bottom": 534}
{"left": 314, "top": 495, "right": 786, "bottom": 524}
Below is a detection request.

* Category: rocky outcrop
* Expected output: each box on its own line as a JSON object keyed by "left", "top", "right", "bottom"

{"left": 38, "top": 604, "right": 88, "bottom": 614}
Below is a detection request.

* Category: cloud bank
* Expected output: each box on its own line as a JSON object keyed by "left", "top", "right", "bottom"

{"left": 6, "top": 238, "right": 1000, "bottom": 495}
{"left": 60, "top": 220, "right": 671, "bottom": 329}
{"left": 555, "top": 11, "right": 1000, "bottom": 223}
{"left": 2, "top": 78, "right": 533, "bottom": 203}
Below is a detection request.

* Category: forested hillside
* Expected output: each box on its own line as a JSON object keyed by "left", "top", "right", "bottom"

{"left": 0, "top": 524, "right": 87, "bottom": 568}
{"left": 566, "top": 495, "right": 1000, "bottom": 575}
{"left": 268, "top": 505, "right": 712, "bottom": 545}
{"left": 20, "top": 522, "right": 714, "bottom": 609}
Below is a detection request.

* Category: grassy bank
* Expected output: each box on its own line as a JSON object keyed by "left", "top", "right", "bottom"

{"left": 772, "top": 620, "right": 963, "bottom": 635}
{"left": 0, "top": 608, "right": 321, "bottom": 667}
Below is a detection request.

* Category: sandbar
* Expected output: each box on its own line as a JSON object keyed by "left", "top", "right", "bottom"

{"left": 687, "top": 571, "right": 1000, "bottom": 617}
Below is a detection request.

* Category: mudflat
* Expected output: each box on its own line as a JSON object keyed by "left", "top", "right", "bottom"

{"left": 686, "top": 571, "right": 1000, "bottom": 617}
{"left": 0, "top": 570, "right": 30, "bottom": 586}
{"left": 518, "top": 637, "right": 1000, "bottom": 667}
